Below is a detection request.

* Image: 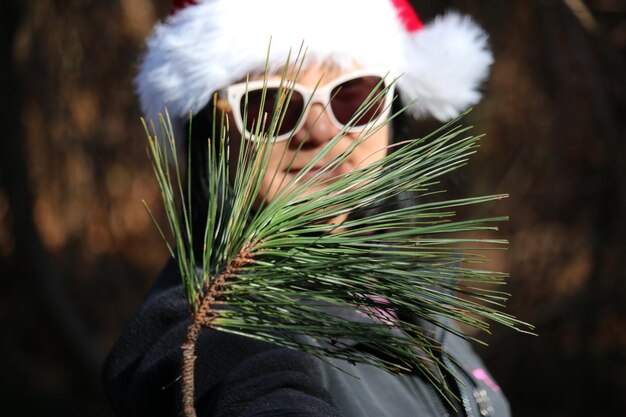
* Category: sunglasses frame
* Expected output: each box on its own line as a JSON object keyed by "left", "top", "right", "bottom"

{"left": 219, "top": 69, "right": 396, "bottom": 142}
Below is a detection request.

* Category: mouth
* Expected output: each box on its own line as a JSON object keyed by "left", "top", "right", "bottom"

{"left": 288, "top": 162, "right": 348, "bottom": 181}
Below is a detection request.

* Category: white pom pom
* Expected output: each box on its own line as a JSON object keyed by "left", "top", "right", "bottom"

{"left": 398, "top": 13, "right": 494, "bottom": 121}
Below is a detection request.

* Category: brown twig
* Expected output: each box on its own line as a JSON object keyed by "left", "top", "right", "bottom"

{"left": 181, "top": 243, "right": 255, "bottom": 417}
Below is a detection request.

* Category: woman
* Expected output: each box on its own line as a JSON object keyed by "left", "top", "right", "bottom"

{"left": 104, "top": 1, "right": 507, "bottom": 415}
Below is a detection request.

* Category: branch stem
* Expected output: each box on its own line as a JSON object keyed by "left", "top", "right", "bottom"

{"left": 181, "top": 285, "right": 216, "bottom": 417}
{"left": 181, "top": 244, "right": 255, "bottom": 417}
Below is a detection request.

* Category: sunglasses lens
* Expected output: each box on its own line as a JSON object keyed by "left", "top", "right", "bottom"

{"left": 330, "top": 76, "right": 386, "bottom": 126}
{"left": 241, "top": 88, "right": 305, "bottom": 138}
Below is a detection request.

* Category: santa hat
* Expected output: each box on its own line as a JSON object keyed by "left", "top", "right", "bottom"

{"left": 136, "top": 0, "right": 493, "bottom": 132}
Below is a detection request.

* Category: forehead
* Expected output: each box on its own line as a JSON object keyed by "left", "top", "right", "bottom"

{"left": 249, "top": 60, "right": 364, "bottom": 87}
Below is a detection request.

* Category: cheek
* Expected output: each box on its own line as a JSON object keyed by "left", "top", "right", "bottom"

{"left": 355, "top": 125, "right": 390, "bottom": 167}
{"left": 254, "top": 142, "right": 292, "bottom": 205}
{"left": 226, "top": 108, "right": 291, "bottom": 207}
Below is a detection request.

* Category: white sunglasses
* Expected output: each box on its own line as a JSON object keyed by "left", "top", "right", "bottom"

{"left": 217, "top": 69, "right": 396, "bottom": 142}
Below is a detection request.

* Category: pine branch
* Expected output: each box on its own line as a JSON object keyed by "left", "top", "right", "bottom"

{"left": 143, "top": 54, "right": 534, "bottom": 416}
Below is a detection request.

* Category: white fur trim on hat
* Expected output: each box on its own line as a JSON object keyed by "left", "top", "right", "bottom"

{"left": 136, "top": 0, "right": 492, "bottom": 132}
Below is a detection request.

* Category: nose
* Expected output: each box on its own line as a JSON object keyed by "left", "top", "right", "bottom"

{"left": 291, "top": 103, "right": 341, "bottom": 148}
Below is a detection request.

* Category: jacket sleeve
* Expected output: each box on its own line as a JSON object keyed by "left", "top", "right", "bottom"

{"left": 102, "top": 259, "right": 341, "bottom": 417}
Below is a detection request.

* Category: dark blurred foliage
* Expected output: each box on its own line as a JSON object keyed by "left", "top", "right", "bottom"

{"left": 0, "top": 1, "right": 624, "bottom": 416}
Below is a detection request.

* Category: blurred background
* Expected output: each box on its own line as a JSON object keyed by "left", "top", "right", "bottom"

{"left": 1, "top": 0, "right": 624, "bottom": 416}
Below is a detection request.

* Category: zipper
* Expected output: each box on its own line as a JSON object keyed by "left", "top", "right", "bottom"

{"left": 442, "top": 355, "right": 471, "bottom": 417}
{"left": 444, "top": 355, "right": 496, "bottom": 417}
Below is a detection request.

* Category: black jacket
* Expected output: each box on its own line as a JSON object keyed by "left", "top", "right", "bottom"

{"left": 103, "top": 259, "right": 510, "bottom": 416}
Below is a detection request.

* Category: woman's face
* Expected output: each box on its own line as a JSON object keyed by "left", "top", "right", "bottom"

{"left": 226, "top": 62, "right": 390, "bottom": 211}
